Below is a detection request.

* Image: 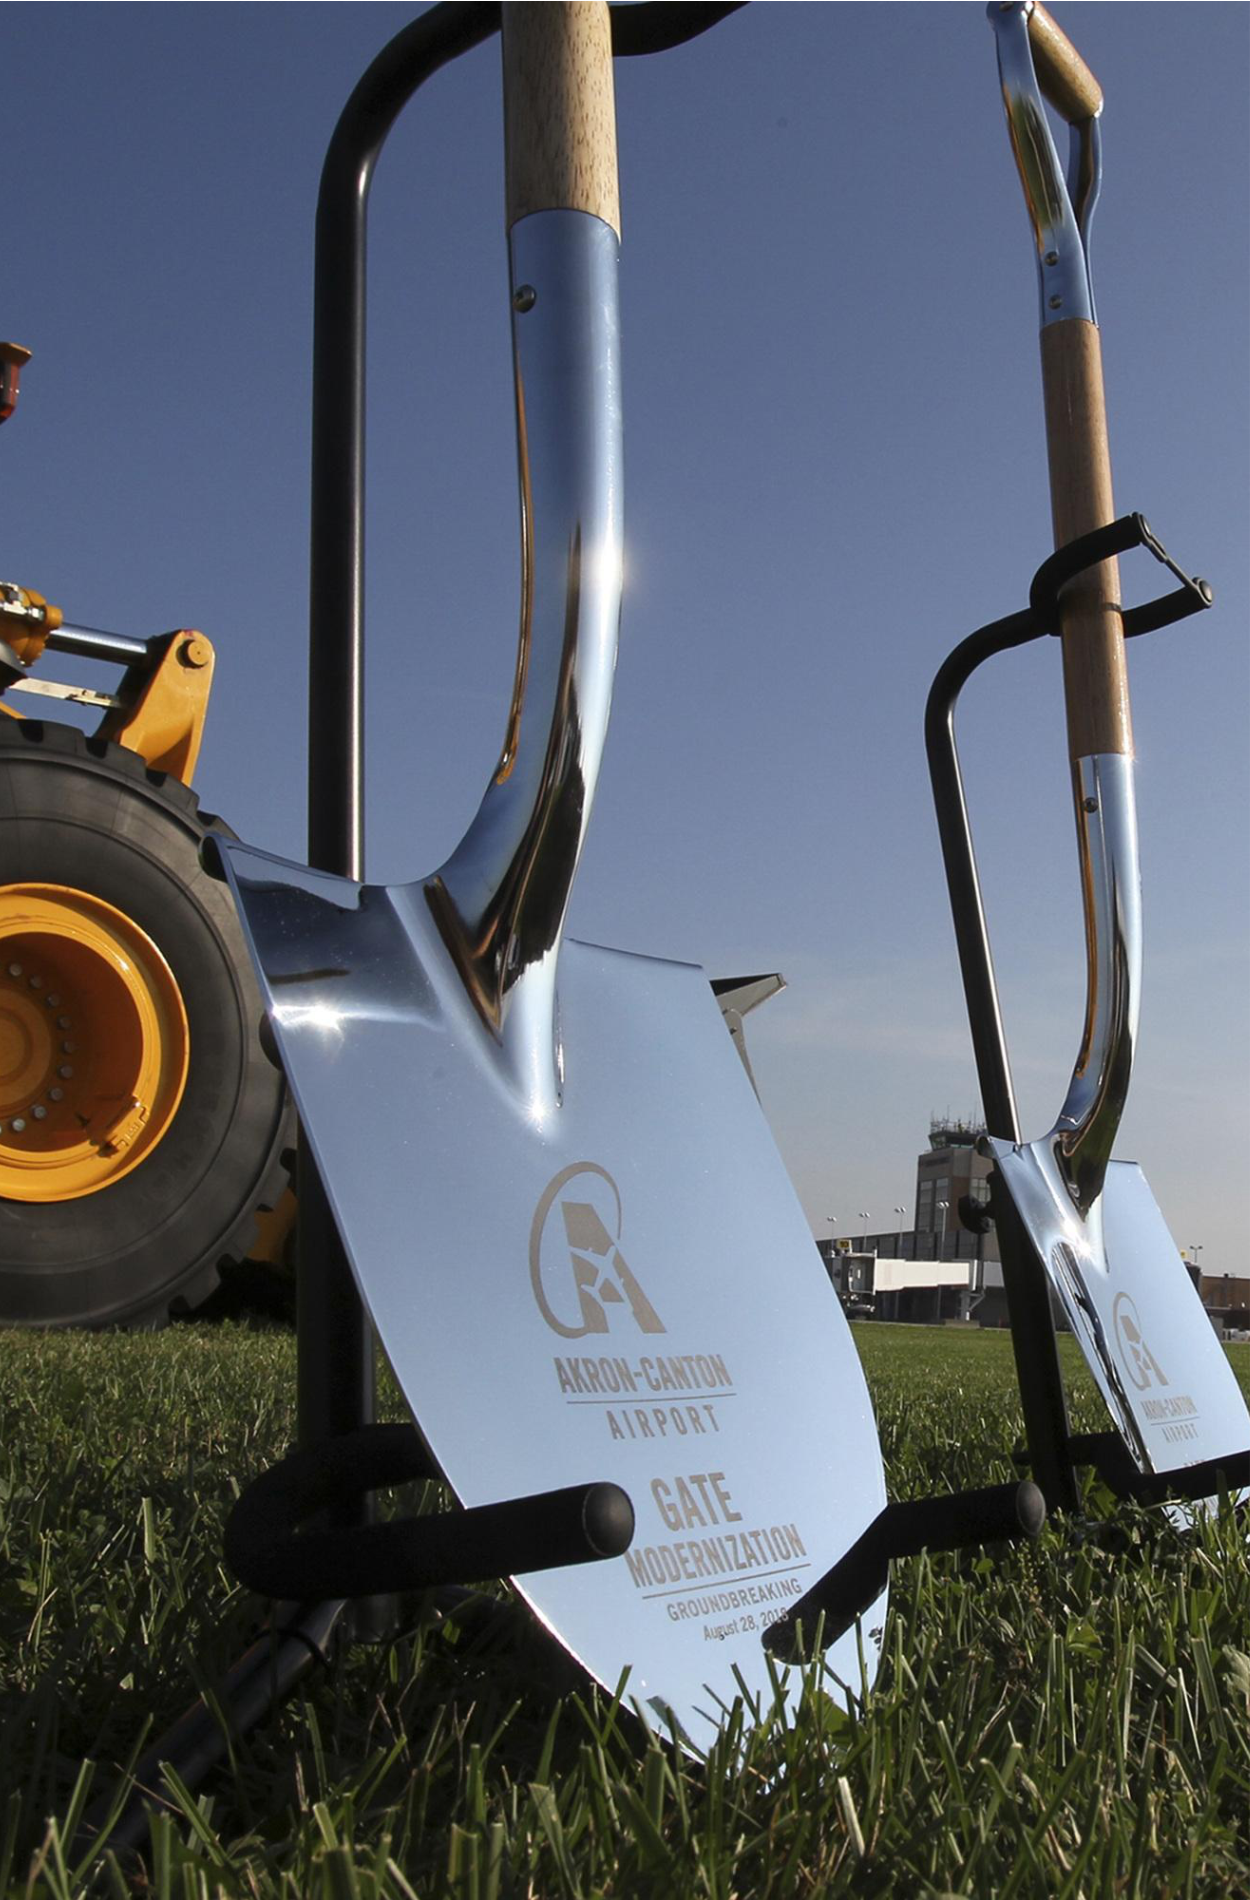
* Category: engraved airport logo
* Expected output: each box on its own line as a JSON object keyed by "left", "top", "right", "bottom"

{"left": 530, "top": 1162, "right": 665, "bottom": 1338}
{"left": 1113, "top": 1292, "right": 1167, "bottom": 1392}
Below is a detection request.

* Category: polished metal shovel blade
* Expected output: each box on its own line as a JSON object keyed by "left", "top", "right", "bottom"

{"left": 989, "top": 1137, "right": 1248, "bottom": 1477}
{"left": 216, "top": 840, "right": 887, "bottom": 1749}
{"left": 213, "top": 33, "right": 889, "bottom": 1745}
{"left": 985, "top": 754, "right": 1248, "bottom": 1484}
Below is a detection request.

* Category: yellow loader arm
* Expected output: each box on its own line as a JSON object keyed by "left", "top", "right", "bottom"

{"left": 1, "top": 581, "right": 214, "bottom": 787}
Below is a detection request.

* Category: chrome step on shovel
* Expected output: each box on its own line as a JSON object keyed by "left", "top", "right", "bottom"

{"left": 211, "top": 3, "right": 893, "bottom": 1750}
{"left": 930, "top": 2, "right": 1249, "bottom": 1509}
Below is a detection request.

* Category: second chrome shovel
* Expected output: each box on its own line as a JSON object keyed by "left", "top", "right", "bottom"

{"left": 979, "top": 2, "right": 1248, "bottom": 1486}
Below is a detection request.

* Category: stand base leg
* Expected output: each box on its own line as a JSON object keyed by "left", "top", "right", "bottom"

{"left": 77, "top": 1599, "right": 344, "bottom": 1860}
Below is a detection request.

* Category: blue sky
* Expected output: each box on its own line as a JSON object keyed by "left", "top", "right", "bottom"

{"left": 6, "top": 4, "right": 1247, "bottom": 1271}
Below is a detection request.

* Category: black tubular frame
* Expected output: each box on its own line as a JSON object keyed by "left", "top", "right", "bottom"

{"left": 291, "top": 0, "right": 1060, "bottom": 1632}
{"left": 765, "top": 1479, "right": 1046, "bottom": 1660}
{"left": 301, "top": 1, "right": 498, "bottom": 1565}
{"left": 85, "top": 10, "right": 1123, "bottom": 1849}
{"left": 81, "top": 1600, "right": 346, "bottom": 1856}
{"left": 225, "top": 1426, "right": 634, "bottom": 1601}
{"left": 297, "top": 0, "right": 746, "bottom": 1598}
{"left": 300, "top": 0, "right": 746, "bottom": 1532}
{"left": 925, "top": 513, "right": 1225, "bottom": 1514}
{"left": 84, "top": 4, "right": 750, "bottom": 1856}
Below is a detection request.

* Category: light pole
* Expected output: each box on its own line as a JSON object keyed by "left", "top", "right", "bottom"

{"left": 1189, "top": 1244, "right": 1203, "bottom": 1275}
{"left": 937, "top": 1199, "right": 950, "bottom": 1258}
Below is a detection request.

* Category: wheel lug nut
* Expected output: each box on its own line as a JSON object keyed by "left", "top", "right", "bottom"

{"left": 57, "top": 1017, "right": 71, "bottom": 1030}
{"left": 31, "top": 1105, "right": 47, "bottom": 1120}
{"left": 46, "top": 994, "right": 61, "bottom": 1008}
{"left": 7, "top": 963, "right": 22, "bottom": 978}
{"left": 48, "top": 1088, "right": 64, "bottom": 1102}
{"left": 62, "top": 1042, "right": 76, "bottom": 1054}
{"left": 59, "top": 1065, "right": 74, "bottom": 1079}
{"left": 11, "top": 1117, "right": 26, "bottom": 1133}
{"left": 29, "top": 975, "right": 43, "bottom": 990}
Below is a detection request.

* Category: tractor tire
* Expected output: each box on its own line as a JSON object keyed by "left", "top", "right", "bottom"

{"left": 0, "top": 718, "right": 293, "bottom": 1327}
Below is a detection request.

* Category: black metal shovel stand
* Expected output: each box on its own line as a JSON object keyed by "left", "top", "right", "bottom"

{"left": 85, "top": 1, "right": 1054, "bottom": 1854}
{"left": 925, "top": 512, "right": 1250, "bottom": 1518}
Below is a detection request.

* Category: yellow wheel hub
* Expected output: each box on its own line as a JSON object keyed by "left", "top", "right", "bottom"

{"left": 0, "top": 883, "right": 190, "bottom": 1202}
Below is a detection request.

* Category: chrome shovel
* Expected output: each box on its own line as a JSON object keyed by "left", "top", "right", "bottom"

{"left": 983, "top": 2, "right": 1249, "bottom": 1484}
{"left": 212, "top": 3, "right": 886, "bottom": 1749}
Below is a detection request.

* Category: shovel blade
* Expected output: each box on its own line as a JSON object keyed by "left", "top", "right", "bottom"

{"left": 217, "top": 836, "right": 888, "bottom": 1747}
{"left": 989, "top": 1137, "right": 1249, "bottom": 1479}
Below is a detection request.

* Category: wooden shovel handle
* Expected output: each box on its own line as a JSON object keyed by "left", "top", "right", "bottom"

{"left": 1041, "top": 319, "right": 1132, "bottom": 759}
{"left": 1027, "top": 2, "right": 1102, "bottom": 124}
{"left": 502, "top": 3, "right": 620, "bottom": 237}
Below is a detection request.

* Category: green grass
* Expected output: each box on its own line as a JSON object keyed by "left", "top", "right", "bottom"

{"left": 1, "top": 1323, "right": 1247, "bottom": 1898}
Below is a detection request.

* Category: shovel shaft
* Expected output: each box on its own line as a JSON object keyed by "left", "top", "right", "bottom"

{"left": 431, "top": 3, "right": 623, "bottom": 1094}
{"left": 1040, "top": 317, "right": 1132, "bottom": 759}
{"left": 503, "top": 3, "right": 620, "bottom": 236}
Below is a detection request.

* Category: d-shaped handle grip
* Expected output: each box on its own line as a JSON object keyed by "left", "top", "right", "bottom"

{"left": 990, "top": 2, "right": 1125, "bottom": 758}
{"left": 1025, "top": 2, "right": 1102, "bottom": 124}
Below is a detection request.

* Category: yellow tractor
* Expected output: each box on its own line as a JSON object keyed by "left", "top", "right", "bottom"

{"left": 1, "top": 343, "right": 294, "bottom": 1327}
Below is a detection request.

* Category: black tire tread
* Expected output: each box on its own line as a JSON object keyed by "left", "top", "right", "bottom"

{"left": 0, "top": 717, "right": 294, "bottom": 1328}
